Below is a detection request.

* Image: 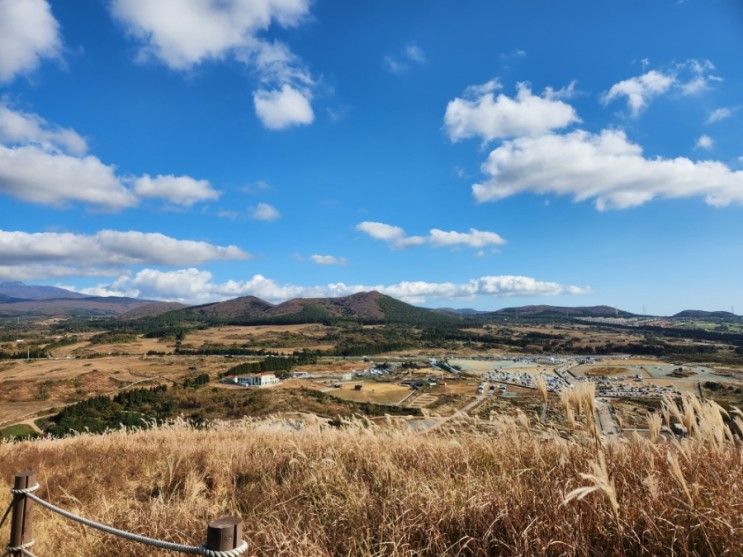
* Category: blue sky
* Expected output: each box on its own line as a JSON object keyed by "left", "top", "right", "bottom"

{"left": 1, "top": 0, "right": 742, "bottom": 314}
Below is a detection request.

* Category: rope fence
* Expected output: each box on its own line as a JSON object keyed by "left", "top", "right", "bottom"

{"left": 1, "top": 471, "right": 249, "bottom": 557}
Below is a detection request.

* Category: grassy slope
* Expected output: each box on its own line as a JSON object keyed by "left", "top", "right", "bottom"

{"left": 0, "top": 418, "right": 741, "bottom": 556}
{"left": 0, "top": 423, "right": 37, "bottom": 440}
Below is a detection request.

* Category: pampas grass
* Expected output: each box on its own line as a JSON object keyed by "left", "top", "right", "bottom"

{"left": 0, "top": 406, "right": 740, "bottom": 556}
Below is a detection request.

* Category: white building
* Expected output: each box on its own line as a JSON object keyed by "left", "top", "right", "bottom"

{"left": 228, "top": 373, "right": 280, "bottom": 387}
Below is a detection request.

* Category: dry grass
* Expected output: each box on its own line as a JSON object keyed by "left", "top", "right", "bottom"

{"left": 0, "top": 355, "right": 237, "bottom": 425}
{"left": 331, "top": 381, "right": 411, "bottom": 405}
{"left": 0, "top": 405, "right": 741, "bottom": 556}
{"left": 560, "top": 383, "right": 598, "bottom": 436}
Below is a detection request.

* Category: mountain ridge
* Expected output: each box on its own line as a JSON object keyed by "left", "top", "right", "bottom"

{"left": 0, "top": 282, "right": 739, "bottom": 322}
{"left": 486, "top": 304, "right": 636, "bottom": 319}
{"left": 153, "top": 290, "right": 461, "bottom": 326}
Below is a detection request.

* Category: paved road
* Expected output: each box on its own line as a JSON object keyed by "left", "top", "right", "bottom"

{"left": 558, "top": 361, "right": 622, "bottom": 438}
{"left": 594, "top": 398, "right": 621, "bottom": 437}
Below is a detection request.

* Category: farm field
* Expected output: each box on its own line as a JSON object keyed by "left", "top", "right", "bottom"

{"left": 328, "top": 380, "right": 411, "bottom": 405}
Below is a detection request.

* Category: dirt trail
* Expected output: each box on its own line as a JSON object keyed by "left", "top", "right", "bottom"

{"left": 595, "top": 399, "right": 621, "bottom": 437}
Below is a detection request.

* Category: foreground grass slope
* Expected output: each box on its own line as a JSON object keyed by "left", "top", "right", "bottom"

{"left": 1, "top": 414, "right": 741, "bottom": 556}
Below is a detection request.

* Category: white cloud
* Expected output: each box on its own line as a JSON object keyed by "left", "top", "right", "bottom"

{"left": 499, "top": 49, "right": 527, "bottom": 63}
{"left": 253, "top": 84, "right": 314, "bottom": 129}
{"left": 405, "top": 44, "right": 426, "bottom": 64}
{"left": 602, "top": 60, "right": 721, "bottom": 117}
{"left": 707, "top": 107, "right": 732, "bottom": 123}
{"left": 695, "top": 134, "right": 714, "bottom": 150}
{"left": 249, "top": 202, "right": 280, "bottom": 221}
{"left": 462, "top": 78, "right": 502, "bottom": 98}
{"left": 356, "top": 221, "right": 506, "bottom": 250}
{"left": 355, "top": 221, "right": 425, "bottom": 248}
{"left": 0, "top": 0, "right": 61, "bottom": 82}
{"left": 0, "top": 230, "right": 248, "bottom": 280}
{"left": 602, "top": 70, "right": 674, "bottom": 116}
{"left": 384, "top": 42, "right": 427, "bottom": 74}
{"left": 0, "top": 103, "right": 87, "bottom": 154}
{"left": 0, "top": 144, "right": 137, "bottom": 209}
{"left": 110, "top": 0, "right": 309, "bottom": 69}
{"left": 133, "top": 174, "right": 220, "bottom": 206}
{"left": 678, "top": 59, "right": 721, "bottom": 96}
{"left": 0, "top": 107, "right": 218, "bottom": 210}
{"left": 471, "top": 128, "right": 743, "bottom": 210}
{"left": 110, "top": 0, "right": 316, "bottom": 130}
{"left": 428, "top": 228, "right": 506, "bottom": 248}
{"left": 310, "top": 254, "right": 347, "bottom": 266}
{"left": 82, "top": 268, "right": 588, "bottom": 305}
{"left": 444, "top": 82, "right": 580, "bottom": 143}
{"left": 543, "top": 80, "right": 579, "bottom": 101}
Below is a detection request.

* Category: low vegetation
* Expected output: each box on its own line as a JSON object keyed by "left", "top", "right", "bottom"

{"left": 0, "top": 397, "right": 740, "bottom": 556}
{"left": 33, "top": 385, "right": 420, "bottom": 437}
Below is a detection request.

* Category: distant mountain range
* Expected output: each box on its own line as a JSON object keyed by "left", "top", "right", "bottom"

{"left": 0, "top": 281, "right": 739, "bottom": 323}
{"left": 158, "top": 291, "right": 457, "bottom": 326}
{"left": 671, "top": 310, "right": 739, "bottom": 321}
{"left": 0, "top": 281, "right": 86, "bottom": 300}
{"left": 485, "top": 304, "right": 636, "bottom": 319}
{"left": 0, "top": 281, "right": 183, "bottom": 318}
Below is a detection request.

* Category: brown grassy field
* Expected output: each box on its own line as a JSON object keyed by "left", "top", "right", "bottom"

{"left": 0, "top": 398, "right": 741, "bottom": 556}
{"left": 183, "top": 324, "right": 333, "bottom": 352}
{"left": 583, "top": 365, "right": 630, "bottom": 376}
{"left": 0, "top": 355, "right": 236, "bottom": 426}
{"left": 330, "top": 381, "right": 411, "bottom": 405}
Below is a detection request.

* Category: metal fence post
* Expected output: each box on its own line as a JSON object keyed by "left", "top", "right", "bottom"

{"left": 9, "top": 470, "right": 35, "bottom": 557}
{"left": 206, "top": 516, "right": 242, "bottom": 553}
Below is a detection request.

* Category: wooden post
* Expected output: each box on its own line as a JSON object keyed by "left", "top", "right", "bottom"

{"left": 9, "top": 471, "right": 34, "bottom": 557}
{"left": 206, "top": 516, "right": 243, "bottom": 552}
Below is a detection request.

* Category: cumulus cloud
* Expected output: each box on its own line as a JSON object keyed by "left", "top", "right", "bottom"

{"left": 253, "top": 84, "right": 314, "bottom": 129}
{"left": 310, "top": 254, "right": 346, "bottom": 266}
{"left": 695, "top": 134, "right": 714, "bottom": 150}
{"left": 0, "top": 107, "right": 219, "bottom": 210}
{"left": 133, "top": 174, "right": 220, "bottom": 206}
{"left": 428, "top": 228, "right": 506, "bottom": 248}
{"left": 355, "top": 222, "right": 425, "bottom": 249}
{"left": 110, "top": 0, "right": 309, "bottom": 68}
{"left": 81, "top": 268, "right": 588, "bottom": 305}
{"left": 0, "top": 144, "right": 137, "bottom": 209}
{"left": 471, "top": 129, "right": 743, "bottom": 210}
{"left": 0, "top": 229, "right": 248, "bottom": 280}
{"left": 707, "top": 107, "right": 732, "bottom": 123}
{"left": 384, "top": 42, "right": 426, "bottom": 74}
{"left": 0, "top": 103, "right": 87, "bottom": 154}
{"left": 249, "top": 202, "right": 280, "bottom": 221}
{"left": 356, "top": 221, "right": 506, "bottom": 250}
{"left": 110, "top": 0, "right": 316, "bottom": 130}
{"left": 602, "top": 60, "right": 721, "bottom": 117}
{"left": 602, "top": 70, "right": 674, "bottom": 116}
{"left": 444, "top": 82, "right": 580, "bottom": 143}
{"left": 0, "top": 0, "right": 61, "bottom": 82}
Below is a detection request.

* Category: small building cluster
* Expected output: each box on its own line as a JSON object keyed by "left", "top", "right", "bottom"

{"left": 485, "top": 370, "right": 569, "bottom": 392}
{"left": 222, "top": 373, "right": 280, "bottom": 387}
{"left": 576, "top": 375, "right": 680, "bottom": 398}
